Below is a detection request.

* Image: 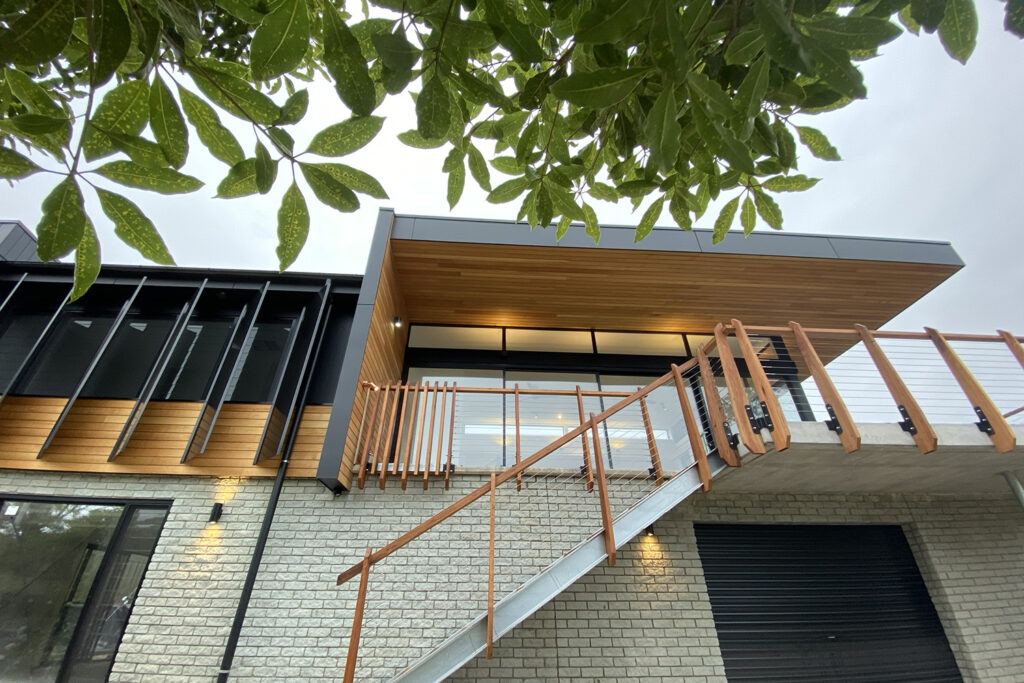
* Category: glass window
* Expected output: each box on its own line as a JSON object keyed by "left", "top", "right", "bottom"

{"left": 600, "top": 375, "right": 694, "bottom": 473}
{"left": 0, "top": 313, "right": 51, "bottom": 390}
{"left": 505, "top": 329, "right": 593, "bottom": 354}
{"left": 14, "top": 315, "right": 117, "bottom": 396}
{"left": 81, "top": 318, "right": 175, "bottom": 399}
{"left": 595, "top": 332, "right": 686, "bottom": 356}
{"left": 505, "top": 371, "right": 600, "bottom": 470}
{"left": 408, "top": 326, "right": 502, "bottom": 351}
{"left": 225, "top": 321, "right": 294, "bottom": 403}
{"left": 306, "top": 312, "right": 353, "bottom": 405}
{"left": 154, "top": 320, "right": 234, "bottom": 401}
{"left": 0, "top": 498, "right": 167, "bottom": 683}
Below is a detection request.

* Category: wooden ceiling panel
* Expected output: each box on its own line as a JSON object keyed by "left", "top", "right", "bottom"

{"left": 389, "top": 239, "right": 958, "bottom": 333}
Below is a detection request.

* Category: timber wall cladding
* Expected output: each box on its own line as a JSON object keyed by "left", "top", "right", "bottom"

{"left": 339, "top": 243, "right": 409, "bottom": 489}
{"left": 0, "top": 397, "right": 331, "bottom": 477}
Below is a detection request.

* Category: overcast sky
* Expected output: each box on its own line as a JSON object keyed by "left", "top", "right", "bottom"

{"left": 2, "top": 2, "right": 1021, "bottom": 334}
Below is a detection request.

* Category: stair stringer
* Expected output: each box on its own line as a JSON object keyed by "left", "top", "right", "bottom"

{"left": 390, "top": 454, "right": 731, "bottom": 682}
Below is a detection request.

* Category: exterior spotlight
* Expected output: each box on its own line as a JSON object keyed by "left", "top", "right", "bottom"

{"left": 393, "top": 316, "right": 403, "bottom": 328}
{"left": 209, "top": 503, "right": 223, "bottom": 523}
{"left": 645, "top": 525, "right": 655, "bottom": 537}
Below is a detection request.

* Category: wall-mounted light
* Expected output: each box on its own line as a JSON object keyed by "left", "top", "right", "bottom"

{"left": 645, "top": 524, "right": 655, "bottom": 537}
{"left": 393, "top": 316, "right": 403, "bottom": 328}
{"left": 209, "top": 503, "right": 223, "bottom": 523}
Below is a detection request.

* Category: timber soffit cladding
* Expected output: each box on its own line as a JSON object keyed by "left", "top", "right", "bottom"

{"left": 0, "top": 263, "right": 360, "bottom": 479}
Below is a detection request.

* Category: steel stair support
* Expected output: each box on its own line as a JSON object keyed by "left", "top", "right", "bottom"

{"left": 389, "top": 454, "right": 731, "bottom": 683}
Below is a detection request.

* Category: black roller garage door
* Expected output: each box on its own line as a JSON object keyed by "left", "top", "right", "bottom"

{"left": 694, "top": 524, "right": 962, "bottom": 683}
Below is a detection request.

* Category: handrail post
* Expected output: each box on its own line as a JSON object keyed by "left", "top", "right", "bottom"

{"left": 514, "top": 384, "right": 522, "bottom": 491}
{"left": 576, "top": 385, "right": 595, "bottom": 492}
{"left": 638, "top": 394, "right": 664, "bottom": 486}
{"left": 696, "top": 343, "right": 740, "bottom": 466}
{"left": 671, "top": 364, "right": 712, "bottom": 492}
{"left": 424, "top": 382, "right": 440, "bottom": 490}
{"left": 998, "top": 330, "right": 1024, "bottom": 371}
{"left": 358, "top": 387, "right": 382, "bottom": 489}
{"left": 731, "top": 319, "right": 791, "bottom": 451}
{"left": 788, "top": 322, "right": 861, "bottom": 454}
{"left": 713, "top": 323, "right": 767, "bottom": 454}
{"left": 926, "top": 327, "right": 1016, "bottom": 453}
{"left": 589, "top": 414, "right": 615, "bottom": 566}
{"left": 855, "top": 324, "right": 938, "bottom": 454}
{"left": 444, "top": 384, "right": 457, "bottom": 490}
{"left": 343, "top": 547, "right": 372, "bottom": 683}
{"left": 434, "top": 382, "right": 448, "bottom": 475}
{"left": 486, "top": 473, "right": 496, "bottom": 658}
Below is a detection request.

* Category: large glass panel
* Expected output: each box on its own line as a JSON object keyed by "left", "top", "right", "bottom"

{"left": 406, "top": 368, "right": 503, "bottom": 468}
{"left": 505, "top": 329, "right": 593, "bottom": 354}
{"left": 408, "top": 326, "right": 502, "bottom": 351}
{"left": 504, "top": 371, "right": 600, "bottom": 470}
{"left": 0, "top": 313, "right": 50, "bottom": 390}
{"left": 226, "top": 320, "right": 294, "bottom": 403}
{"left": 594, "top": 332, "right": 686, "bottom": 357}
{"left": 0, "top": 500, "right": 121, "bottom": 683}
{"left": 14, "top": 315, "right": 116, "bottom": 396}
{"left": 600, "top": 375, "right": 693, "bottom": 473}
{"left": 154, "top": 320, "right": 234, "bottom": 401}
{"left": 306, "top": 312, "right": 353, "bottom": 405}
{"left": 61, "top": 507, "right": 167, "bottom": 682}
{"left": 81, "top": 318, "right": 175, "bottom": 399}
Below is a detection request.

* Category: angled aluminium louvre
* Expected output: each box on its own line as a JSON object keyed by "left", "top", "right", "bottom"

{"left": 0, "top": 286, "right": 72, "bottom": 409}
{"left": 109, "top": 280, "right": 209, "bottom": 460}
{"left": 0, "top": 272, "right": 27, "bottom": 315}
{"left": 38, "top": 278, "right": 148, "bottom": 457}
{"left": 181, "top": 281, "right": 270, "bottom": 462}
{"left": 254, "top": 279, "right": 333, "bottom": 464}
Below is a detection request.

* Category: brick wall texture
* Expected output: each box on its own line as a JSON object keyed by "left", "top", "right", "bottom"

{"left": 2, "top": 467, "right": 1022, "bottom": 682}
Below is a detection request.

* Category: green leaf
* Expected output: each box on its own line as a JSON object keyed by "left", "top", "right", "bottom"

{"left": 550, "top": 187, "right": 584, "bottom": 221}
{"left": 536, "top": 184, "right": 553, "bottom": 228}
{"left": 216, "top": 159, "right": 258, "bottom": 198}
{"left": 276, "top": 182, "right": 308, "bottom": 271}
{"left": 804, "top": 37, "right": 866, "bottom": 100}
{"left": 634, "top": 196, "right": 665, "bottom": 242}
{"left": 587, "top": 182, "right": 619, "bottom": 202}
{"left": 467, "top": 144, "right": 491, "bottom": 192}
{"left": 299, "top": 162, "right": 359, "bottom": 213}
{"left": 397, "top": 129, "right": 446, "bottom": 149}
{"left": 582, "top": 202, "right": 600, "bottom": 242}
{"left": 187, "top": 67, "right": 281, "bottom": 125}
{"left": 649, "top": 0, "right": 688, "bottom": 80}
{"left": 796, "top": 125, "right": 841, "bottom": 160}
{"left": 97, "top": 189, "right": 175, "bottom": 265}
{"left": 314, "top": 163, "right": 388, "bottom": 199}
{"left": 549, "top": 68, "right": 646, "bottom": 107}
{"left": 1005, "top": 0, "right": 1024, "bottom": 38}
{"left": 740, "top": 195, "right": 757, "bottom": 235}
{"left": 491, "top": 156, "right": 525, "bottom": 176}
{"left": 487, "top": 177, "right": 531, "bottom": 204}
{"left": 251, "top": 0, "right": 309, "bottom": 80}
{"left": 668, "top": 192, "right": 692, "bottom": 230}
{"left": 72, "top": 219, "right": 101, "bottom": 302}
{"left": 90, "top": 0, "right": 131, "bottom": 87}
{"left": 576, "top": 0, "right": 652, "bottom": 43}
{"left": 158, "top": 0, "right": 202, "bottom": 43}
{"left": 687, "top": 71, "right": 735, "bottom": 118}
{"left": 308, "top": 116, "right": 384, "bottom": 157}
{"left": 218, "top": 0, "right": 266, "bottom": 24}
{"left": 103, "top": 131, "right": 170, "bottom": 168}
{"left": 754, "top": 0, "right": 813, "bottom": 73}
{"left": 938, "top": 0, "right": 977, "bottom": 64}
{"left": 482, "top": 0, "right": 545, "bottom": 65}
{"left": 0, "top": 147, "right": 42, "bottom": 179}
{"left": 95, "top": 161, "right": 204, "bottom": 194}
{"left": 447, "top": 160, "right": 465, "bottom": 209}
{"left": 911, "top": 0, "right": 947, "bottom": 32}
{"left": 645, "top": 88, "right": 680, "bottom": 174}
{"left": 763, "top": 174, "right": 820, "bottom": 191}
{"left": 555, "top": 216, "right": 572, "bottom": 241}
{"left": 178, "top": 87, "right": 244, "bottom": 166}
{"left": 725, "top": 28, "right": 766, "bottom": 65}
{"left": 0, "top": 0, "right": 75, "bottom": 66}
{"left": 277, "top": 89, "right": 309, "bottom": 125}
{"left": 713, "top": 196, "right": 739, "bottom": 243}
{"left": 734, "top": 56, "right": 770, "bottom": 122}
{"left": 371, "top": 31, "right": 420, "bottom": 73}
{"left": 255, "top": 141, "right": 276, "bottom": 194}
{"left": 2, "top": 115, "right": 65, "bottom": 135}
{"left": 36, "top": 177, "right": 86, "bottom": 261}
{"left": 804, "top": 16, "right": 902, "bottom": 50}
{"left": 323, "top": 5, "right": 376, "bottom": 116}
{"left": 774, "top": 120, "right": 797, "bottom": 168}
{"left": 267, "top": 127, "right": 294, "bottom": 155}
{"left": 149, "top": 75, "right": 189, "bottom": 169}
{"left": 5, "top": 68, "right": 65, "bottom": 119}
{"left": 417, "top": 77, "right": 452, "bottom": 140}
{"left": 753, "top": 189, "right": 783, "bottom": 229}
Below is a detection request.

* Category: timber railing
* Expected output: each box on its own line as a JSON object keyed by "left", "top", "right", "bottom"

{"left": 336, "top": 320, "right": 1024, "bottom": 679}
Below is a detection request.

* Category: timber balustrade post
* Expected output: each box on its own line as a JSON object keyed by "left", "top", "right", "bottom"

{"left": 731, "top": 319, "right": 791, "bottom": 451}
{"left": 378, "top": 384, "right": 400, "bottom": 490}
{"left": 391, "top": 383, "right": 410, "bottom": 476}
{"left": 424, "top": 382, "right": 439, "bottom": 490}
{"left": 514, "top": 384, "right": 522, "bottom": 491}
{"left": 358, "top": 387, "right": 382, "bottom": 490}
{"left": 435, "top": 382, "right": 448, "bottom": 475}
{"left": 926, "top": 327, "right": 1016, "bottom": 453}
{"left": 671, "top": 364, "right": 712, "bottom": 492}
{"left": 788, "top": 322, "right": 861, "bottom": 453}
{"left": 589, "top": 414, "right": 615, "bottom": 566}
{"left": 343, "top": 547, "right": 372, "bottom": 683}
{"left": 998, "top": 330, "right": 1024, "bottom": 371}
{"left": 638, "top": 393, "right": 664, "bottom": 486}
{"left": 576, "top": 385, "right": 595, "bottom": 492}
{"left": 444, "top": 384, "right": 457, "bottom": 490}
{"left": 487, "top": 473, "right": 496, "bottom": 658}
{"left": 855, "top": 324, "right": 937, "bottom": 454}
{"left": 713, "top": 323, "right": 767, "bottom": 454}
{"left": 696, "top": 344, "right": 741, "bottom": 466}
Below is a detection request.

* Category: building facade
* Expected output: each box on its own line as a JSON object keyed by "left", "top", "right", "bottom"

{"left": 0, "top": 210, "right": 1021, "bottom": 682}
